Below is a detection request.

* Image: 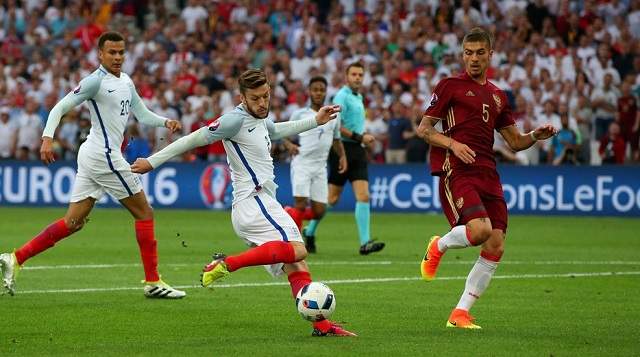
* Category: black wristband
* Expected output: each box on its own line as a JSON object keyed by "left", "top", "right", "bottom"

{"left": 351, "top": 132, "right": 363, "bottom": 143}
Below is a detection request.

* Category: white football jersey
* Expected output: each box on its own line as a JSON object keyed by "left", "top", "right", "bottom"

{"left": 43, "top": 65, "right": 167, "bottom": 156}
{"left": 290, "top": 107, "right": 340, "bottom": 167}
{"left": 147, "top": 103, "right": 322, "bottom": 205}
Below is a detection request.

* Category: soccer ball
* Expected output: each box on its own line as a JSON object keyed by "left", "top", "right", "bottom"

{"left": 295, "top": 282, "right": 336, "bottom": 322}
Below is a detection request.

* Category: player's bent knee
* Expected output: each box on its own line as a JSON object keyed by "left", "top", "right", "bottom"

{"left": 469, "top": 223, "right": 492, "bottom": 244}
{"left": 64, "top": 217, "right": 85, "bottom": 233}
{"left": 291, "top": 242, "right": 308, "bottom": 261}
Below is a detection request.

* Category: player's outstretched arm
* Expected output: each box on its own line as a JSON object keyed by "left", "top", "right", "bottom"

{"left": 267, "top": 105, "right": 340, "bottom": 140}
{"left": 129, "top": 85, "right": 182, "bottom": 133}
{"left": 417, "top": 114, "right": 476, "bottom": 164}
{"left": 498, "top": 124, "right": 557, "bottom": 152}
{"left": 131, "top": 115, "right": 242, "bottom": 173}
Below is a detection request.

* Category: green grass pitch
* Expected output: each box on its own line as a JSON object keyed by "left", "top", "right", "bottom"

{"left": 0, "top": 207, "right": 638, "bottom": 356}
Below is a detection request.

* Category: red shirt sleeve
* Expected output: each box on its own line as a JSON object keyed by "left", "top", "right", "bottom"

{"left": 495, "top": 91, "right": 516, "bottom": 130}
{"left": 423, "top": 78, "right": 453, "bottom": 121}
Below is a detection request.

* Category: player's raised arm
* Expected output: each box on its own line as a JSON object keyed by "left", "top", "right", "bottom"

{"left": 40, "top": 74, "right": 102, "bottom": 164}
{"left": 129, "top": 83, "right": 182, "bottom": 133}
{"left": 266, "top": 105, "right": 340, "bottom": 140}
{"left": 498, "top": 124, "right": 557, "bottom": 152}
{"left": 131, "top": 115, "right": 242, "bottom": 174}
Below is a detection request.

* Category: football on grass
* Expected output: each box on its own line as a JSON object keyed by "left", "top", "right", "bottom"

{"left": 296, "top": 282, "right": 336, "bottom": 322}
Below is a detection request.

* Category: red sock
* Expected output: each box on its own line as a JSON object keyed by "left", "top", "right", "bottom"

{"left": 480, "top": 250, "right": 503, "bottom": 262}
{"left": 287, "top": 270, "right": 312, "bottom": 298}
{"left": 14, "top": 219, "right": 71, "bottom": 265}
{"left": 302, "top": 207, "right": 316, "bottom": 221}
{"left": 135, "top": 219, "right": 160, "bottom": 282}
{"left": 225, "top": 241, "right": 296, "bottom": 272}
{"left": 284, "top": 206, "right": 303, "bottom": 231}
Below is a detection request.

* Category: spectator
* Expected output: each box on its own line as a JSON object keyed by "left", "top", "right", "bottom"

{"left": 56, "top": 110, "right": 79, "bottom": 160}
{"left": 572, "top": 94, "right": 594, "bottom": 164}
{"left": 549, "top": 112, "right": 579, "bottom": 165}
{"left": 385, "top": 102, "right": 413, "bottom": 164}
{"left": 364, "top": 107, "right": 388, "bottom": 163}
{"left": 16, "top": 99, "right": 43, "bottom": 160}
{"left": 616, "top": 81, "right": 639, "bottom": 161}
{"left": 599, "top": 121, "right": 626, "bottom": 164}
{"left": 0, "top": 107, "right": 17, "bottom": 159}
{"left": 591, "top": 73, "right": 621, "bottom": 139}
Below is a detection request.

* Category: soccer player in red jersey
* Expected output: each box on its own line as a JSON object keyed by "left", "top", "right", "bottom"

{"left": 417, "top": 28, "right": 557, "bottom": 329}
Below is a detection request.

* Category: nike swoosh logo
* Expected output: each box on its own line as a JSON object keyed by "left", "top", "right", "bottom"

{"left": 248, "top": 127, "right": 256, "bottom": 132}
{"left": 107, "top": 89, "right": 116, "bottom": 93}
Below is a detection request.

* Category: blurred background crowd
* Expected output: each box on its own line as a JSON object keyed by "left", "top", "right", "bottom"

{"left": 0, "top": 0, "right": 639, "bottom": 166}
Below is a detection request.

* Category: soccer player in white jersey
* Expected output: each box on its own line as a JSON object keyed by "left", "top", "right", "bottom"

{"left": 0, "top": 32, "right": 186, "bottom": 299}
{"left": 282, "top": 76, "right": 347, "bottom": 253}
{"left": 131, "top": 69, "right": 356, "bottom": 336}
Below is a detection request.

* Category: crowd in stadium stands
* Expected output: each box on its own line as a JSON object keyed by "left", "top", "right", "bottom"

{"left": 0, "top": 0, "right": 639, "bottom": 166}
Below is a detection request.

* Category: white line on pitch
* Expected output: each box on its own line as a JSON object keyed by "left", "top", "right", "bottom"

{"left": 12, "top": 271, "right": 640, "bottom": 295}
{"left": 21, "top": 260, "right": 640, "bottom": 271}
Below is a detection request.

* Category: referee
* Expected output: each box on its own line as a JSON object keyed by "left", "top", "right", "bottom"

{"left": 303, "top": 62, "right": 385, "bottom": 255}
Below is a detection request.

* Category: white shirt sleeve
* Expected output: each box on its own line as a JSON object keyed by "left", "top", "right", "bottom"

{"left": 42, "top": 73, "right": 101, "bottom": 138}
{"left": 129, "top": 82, "right": 168, "bottom": 128}
{"left": 266, "top": 116, "right": 318, "bottom": 140}
{"left": 147, "top": 114, "right": 243, "bottom": 168}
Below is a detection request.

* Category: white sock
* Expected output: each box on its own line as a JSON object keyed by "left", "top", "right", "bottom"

{"left": 456, "top": 256, "right": 498, "bottom": 311}
{"left": 437, "top": 225, "right": 472, "bottom": 252}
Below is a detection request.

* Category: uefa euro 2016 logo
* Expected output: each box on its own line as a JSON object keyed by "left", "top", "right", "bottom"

{"left": 199, "top": 163, "right": 231, "bottom": 209}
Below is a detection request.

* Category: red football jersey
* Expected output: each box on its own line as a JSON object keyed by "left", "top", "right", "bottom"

{"left": 424, "top": 72, "right": 515, "bottom": 175}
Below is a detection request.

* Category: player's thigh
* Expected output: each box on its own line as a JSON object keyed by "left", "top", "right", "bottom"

{"left": 309, "top": 166, "right": 329, "bottom": 204}
{"left": 439, "top": 173, "right": 487, "bottom": 228}
{"left": 231, "top": 192, "right": 303, "bottom": 245}
{"left": 291, "top": 164, "right": 312, "bottom": 199}
{"left": 478, "top": 170, "right": 509, "bottom": 233}
{"left": 120, "top": 191, "right": 153, "bottom": 220}
{"left": 94, "top": 155, "right": 143, "bottom": 201}
{"left": 70, "top": 172, "right": 105, "bottom": 203}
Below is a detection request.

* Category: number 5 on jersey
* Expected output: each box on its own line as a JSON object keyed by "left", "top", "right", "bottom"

{"left": 482, "top": 103, "right": 490, "bottom": 122}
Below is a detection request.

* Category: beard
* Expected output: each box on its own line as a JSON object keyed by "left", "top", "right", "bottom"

{"left": 245, "top": 103, "right": 270, "bottom": 119}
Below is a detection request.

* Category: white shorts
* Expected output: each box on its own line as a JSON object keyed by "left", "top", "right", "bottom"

{"left": 290, "top": 161, "right": 328, "bottom": 204}
{"left": 231, "top": 191, "right": 303, "bottom": 277}
{"left": 70, "top": 145, "right": 142, "bottom": 202}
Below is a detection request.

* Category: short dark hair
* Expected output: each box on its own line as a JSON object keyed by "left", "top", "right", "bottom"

{"left": 309, "top": 76, "right": 327, "bottom": 87}
{"left": 98, "top": 31, "right": 125, "bottom": 49}
{"left": 345, "top": 61, "right": 364, "bottom": 74}
{"left": 238, "top": 69, "right": 268, "bottom": 94}
{"left": 462, "top": 27, "right": 493, "bottom": 50}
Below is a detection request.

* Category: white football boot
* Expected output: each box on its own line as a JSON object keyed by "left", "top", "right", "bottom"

{"left": 143, "top": 279, "right": 186, "bottom": 299}
{"left": 0, "top": 253, "right": 20, "bottom": 296}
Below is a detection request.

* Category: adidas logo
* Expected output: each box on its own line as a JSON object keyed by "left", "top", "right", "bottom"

{"left": 465, "top": 90, "right": 475, "bottom": 97}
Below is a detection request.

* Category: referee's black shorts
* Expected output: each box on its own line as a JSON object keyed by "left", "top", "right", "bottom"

{"left": 328, "top": 141, "right": 368, "bottom": 186}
